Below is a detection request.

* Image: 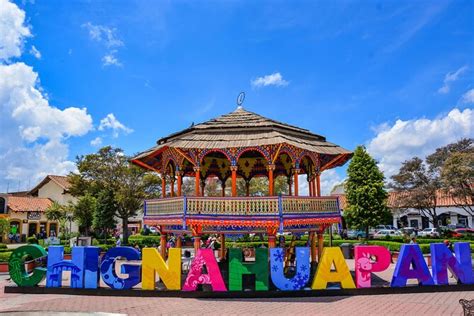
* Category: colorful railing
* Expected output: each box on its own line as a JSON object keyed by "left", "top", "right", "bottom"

{"left": 144, "top": 196, "right": 340, "bottom": 217}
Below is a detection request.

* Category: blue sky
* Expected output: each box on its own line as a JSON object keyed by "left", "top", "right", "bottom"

{"left": 0, "top": 0, "right": 473, "bottom": 193}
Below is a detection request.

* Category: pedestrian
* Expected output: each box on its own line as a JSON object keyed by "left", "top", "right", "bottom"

{"left": 116, "top": 236, "right": 121, "bottom": 247}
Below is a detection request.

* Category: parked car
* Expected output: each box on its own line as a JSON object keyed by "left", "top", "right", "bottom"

{"left": 149, "top": 226, "right": 159, "bottom": 234}
{"left": 375, "top": 225, "right": 397, "bottom": 232}
{"left": 418, "top": 228, "right": 440, "bottom": 238}
{"left": 373, "top": 229, "right": 402, "bottom": 239}
{"left": 452, "top": 228, "right": 474, "bottom": 238}
{"left": 400, "top": 227, "right": 416, "bottom": 236}
{"left": 347, "top": 230, "right": 368, "bottom": 239}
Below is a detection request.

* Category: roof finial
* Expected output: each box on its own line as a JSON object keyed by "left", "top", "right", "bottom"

{"left": 236, "top": 91, "right": 245, "bottom": 110}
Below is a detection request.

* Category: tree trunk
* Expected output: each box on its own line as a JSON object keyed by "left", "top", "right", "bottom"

{"left": 432, "top": 213, "right": 439, "bottom": 228}
{"left": 122, "top": 217, "right": 129, "bottom": 245}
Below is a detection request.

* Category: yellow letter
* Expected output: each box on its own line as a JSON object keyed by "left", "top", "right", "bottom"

{"left": 311, "top": 247, "right": 355, "bottom": 289}
{"left": 142, "top": 248, "right": 181, "bottom": 290}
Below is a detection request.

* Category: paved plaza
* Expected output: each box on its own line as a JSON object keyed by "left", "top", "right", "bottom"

{"left": 0, "top": 276, "right": 472, "bottom": 315}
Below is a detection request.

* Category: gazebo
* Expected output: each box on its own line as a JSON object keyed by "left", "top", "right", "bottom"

{"left": 131, "top": 105, "right": 351, "bottom": 263}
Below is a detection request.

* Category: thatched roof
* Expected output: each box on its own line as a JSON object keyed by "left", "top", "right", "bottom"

{"left": 133, "top": 107, "right": 351, "bottom": 162}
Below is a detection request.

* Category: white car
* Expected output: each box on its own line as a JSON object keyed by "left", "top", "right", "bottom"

{"left": 373, "top": 229, "right": 402, "bottom": 239}
{"left": 418, "top": 228, "right": 440, "bottom": 238}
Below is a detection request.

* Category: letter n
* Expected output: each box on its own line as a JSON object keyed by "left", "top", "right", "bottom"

{"left": 142, "top": 247, "right": 181, "bottom": 290}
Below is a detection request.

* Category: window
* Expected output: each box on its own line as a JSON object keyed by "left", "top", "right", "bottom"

{"left": 0, "top": 197, "right": 5, "bottom": 214}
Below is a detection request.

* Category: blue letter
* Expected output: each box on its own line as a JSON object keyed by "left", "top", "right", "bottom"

{"left": 270, "top": 247, "right": 310, "bottom": 290}
{"left": 47, "top": 246, "right": 100, "bottom": 288}
{"left": 100, "top": 247, "right": 141, "bottom": 290}
{"left": 391, "top": 244, "right": 434, "bottom": 287}
{"left": 431, "top": 242, "right": 473, "bottom": 285}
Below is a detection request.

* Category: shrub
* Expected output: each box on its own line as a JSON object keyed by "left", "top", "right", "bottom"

{"left": 0, "top": 243, "right": 7, "bottom": 249}
{"left": 27, "top": 236, "right": 38, "bottom": 244}
{"left": 0, "top": 252, "right": 11, "bottom": 262}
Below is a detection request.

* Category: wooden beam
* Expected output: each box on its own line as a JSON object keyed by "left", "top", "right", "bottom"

{"left": 271, "top": 143, "right": 283, "bottom": 164}
{"left": 131, "top": 159, "right": 161, "bottom": 173}
{"left": 320, "top": 154, "right": 347, "bottom": 172}
{"left": 174, "top": 148, "right": 196, "bottom": 166}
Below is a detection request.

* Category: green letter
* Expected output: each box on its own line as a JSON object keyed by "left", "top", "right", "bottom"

{"left": 229, "top": 248, "right": 268, "bottom": 291}
{"left": 9, "top": 244, "right": 47, "bottom": 287}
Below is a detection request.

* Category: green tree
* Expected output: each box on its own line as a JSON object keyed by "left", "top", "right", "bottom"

{"left": 93, "top": 189, "right": 117, "bottom": 241}
{"left": 68, "top": 146, "right": 161, "bottom": 244}
{"left": 440, "top": 139, "right": 474, "bottom": 216}
{"left": 345, "top": 146, "right": 389, "bottom": 238}
{"left": 73, "top": 194, "right": 96, "bottom": 236}
{"left": 0, "top": 218, "right": 9, "bottom": 242}
{"left": 391, "top": 139, "right": 473, "bottom": 228}
{"left": 45, "top": 202, "right": 70, "bottom": 238}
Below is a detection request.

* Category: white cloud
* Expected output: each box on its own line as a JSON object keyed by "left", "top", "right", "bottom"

{"left": 102, "top": 51, "right": 122, "bottom": 67}
{"left": 460, "top": 89, "right": 474, "bottom": 104}
{"left": 367, "top": 108, "right": 473, "bottom": 178}
{"left": 90, "top": 137, "right": 103, "bottom": 147}
{"left": 438, "top": 65, "right": 469, "bottom": 94}
{"left": 29, "top": 45, "right": 41, "bottom": 59}
{"left": 0, "top": 63, "right": 94, "bottom": 190}
{"left": 98, "top": 113, "right": 133, "bottom": 138}
{"left": 82, "top": 22, "right": 124, "bottom": 67}
{"left": 251, "top": 72, "right": 289, "bottom": 88}
{"left": 0, "top": 0, "right": 31, "bottom": 61}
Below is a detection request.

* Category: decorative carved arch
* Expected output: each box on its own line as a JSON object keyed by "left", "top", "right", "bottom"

{"left": 198, "top": 148, "right": 233, "bottom": 165}
{"left": 235, "top": 146, "right": 271, "bottom": 164}
{"left": 162, "top": 152, "right": 178, "bottom": 175}
{"left": 277, "top": 144, "right": 299, "bottom": 165}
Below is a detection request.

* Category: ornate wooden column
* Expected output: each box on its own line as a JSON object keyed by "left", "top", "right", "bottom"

{"left": 231, "top": 165, "right": 238, "bottom": 197}
{"left": 161, "top": 175, "right": 166, "bottom": 198}
{"left": 221, "top": 180, "right": 226, "bottom": 197}
{"left": 293, "top": 168, "right": 300, "bottom": 196}
{"left": 194, "top": 167, "right": 200, "bottom": 196}
{"left": 176, "top": 235, "right": 182, "bottom": 248}
{"left": 317, "top": 230, "right": 324, "bottom": 261}
{"left": 267, "top": 164, "right": 275, "bottom": 196}
{"left": 200, "top": 178, "right": 206, "bottom": 197}
{"left": 160, "top": 232, "right": 167, "bottom": 258}
{"left": 267, "top": 227, "right": 277, "bottom": 248}
{"left": 191, "top": 224, "right": 202, "bottom": 254}
{"left": 309, "top": 231, "right": 317, "bottom": 263}
{"left": 219, "top": 233, "right": 226, "bottom": 261}
{"left": 170, "top": 177, "right": 175, "bottom": 197}
{"left": 308, "top": 176, "right": 313, "bottom": 197}
{"left": 177, "top": 171, "right": 183, "bottom": 196}
{"left": 316, "top": 172, "right": 321, "bottom": 197}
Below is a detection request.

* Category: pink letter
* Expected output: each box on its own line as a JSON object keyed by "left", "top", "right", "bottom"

{"left": 354, "top": 245, "right": 391, "bottom": 288}
{"left": 183, "top": 249, "right": 227, "bottom": 291}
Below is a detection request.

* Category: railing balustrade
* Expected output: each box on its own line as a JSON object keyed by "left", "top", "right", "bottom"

{"left": 145, "top": 196, "right": 340, "bottom": 217}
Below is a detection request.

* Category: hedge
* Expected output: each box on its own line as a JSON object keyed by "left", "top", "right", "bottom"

{"left": 0, "top": 243, "right": 7, "bottom": 249}
{"left": 0, "top": 252, "right": 11, "bottom": 262}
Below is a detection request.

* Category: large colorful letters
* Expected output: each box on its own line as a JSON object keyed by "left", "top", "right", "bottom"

{"left": 391, "top": 244, "right": 434, "bottom": 287}
{"left": 270, "top": 247, "right": 310, "bottom": 290}
{"left": 183, "top": 249, "right": 227, "bottom": 291}
{"left": 47, "top": 246, "right": 84, "bottom": 288}
{"left": 311, "top": 247, "right": 356, "bottom": 289}
{"left": 8, "top": 242, "right": 473, "bottom": 292}
{"left": 430, "top": 242, "right": 473, "bottom": 285}
{"left": 229, "top": 248, "right": 269, "bottom": 291}
{"left": 354, "top": 245, "right": 391, "bottom": 288}
{"left": 100, "top": 247, "right": 141, "bottom": 290}
{"left": 9, "top": 244, "right": 47, "bottom": 287}
{"left": 142, "top": 247, "right": 181, "bottom": 290}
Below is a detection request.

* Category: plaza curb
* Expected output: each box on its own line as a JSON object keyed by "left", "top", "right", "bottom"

{"left": 5, "top": 284, "right": 474, "bottom": 299}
